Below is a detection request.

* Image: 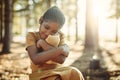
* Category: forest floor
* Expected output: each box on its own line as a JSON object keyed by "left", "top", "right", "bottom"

{"left": 0, "top": 41, "right": 120, "bottom": 80}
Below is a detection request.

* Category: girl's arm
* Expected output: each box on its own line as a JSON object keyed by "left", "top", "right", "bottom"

{"left": 37, "top": 39, "right": 69, "bottom": 63}
{"left": 52, "top": 54, "right": 67, "bottom": 64}
{"left": 27, "top": 45, "right": 65, "bottom": 65}
{"left": 29, "top": 39, "right": 69, "bottom": 64}
{"left": 37, "top": 39, "right": 69, "bottom": 57}
{"left": 52, "top": 44, "right": 69, "bottom": 64}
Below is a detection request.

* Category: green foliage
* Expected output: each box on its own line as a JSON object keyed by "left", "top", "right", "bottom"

{"left": 13, "top": 0, "right": 54, "bottom": 33}
{"left": 109, "top": 0, "right": 120, "bottom": 19}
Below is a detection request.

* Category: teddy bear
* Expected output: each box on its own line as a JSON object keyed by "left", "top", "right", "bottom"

{"left": 45, "top": 34, "right": 60, "bottom": 47}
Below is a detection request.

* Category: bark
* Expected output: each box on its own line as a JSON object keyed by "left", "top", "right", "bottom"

{"left": 1, "top": 0, "right": 13, "bottom": 53}
{"left": 84, "top": 0, "right": 99, "bottom": 53}
{"left": 0, "top": 0, "right": 3, "bottom": 42}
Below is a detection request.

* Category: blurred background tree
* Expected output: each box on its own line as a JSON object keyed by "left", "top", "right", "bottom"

{"left": 108, "top": 0, "right": 120, "bottom": 42}
{"left": 0, "top": 0, "right": 13, "bottom": 53}
{"left": 0, "top": 0, "right": 3, "bottom": 43}
{"left": 84, "top": 0, "right": 99, "bottom": 53}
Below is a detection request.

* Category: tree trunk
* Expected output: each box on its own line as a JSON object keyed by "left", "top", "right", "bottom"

{"left": 75, "top": 0, "right": 78, "bottom": 43}
{"left": 115, "top": 0, "right": 119, "bottom": 43}
{"left": 115, "top": 18, "right": 118, "bottom": 42}
{"left": 67, "top": 18, "right": 70, "bottom": 41}
{"left": 47, "top": 0, "right": 51, "bottom": 7}
{"left": 1, "top": 0, "right": 12, "bottom": 53}
{"left": 0, "top": 0, "right": 3, "bottom": 43}
{"left": 84, "top": 0, "right": 99, "bottom": 53}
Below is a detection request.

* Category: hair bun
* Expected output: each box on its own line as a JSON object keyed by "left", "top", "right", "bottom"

{"left": 43, "top": 6, "right": 65, "bottom": 27}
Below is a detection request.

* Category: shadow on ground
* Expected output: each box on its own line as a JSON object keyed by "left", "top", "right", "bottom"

{"left": 71, "top": 42, "right": 120, "bottom": 80}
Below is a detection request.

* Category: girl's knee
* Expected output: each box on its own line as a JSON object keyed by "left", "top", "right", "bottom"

{"left": 71, "top": 67, "right": 84, "bottom": 80}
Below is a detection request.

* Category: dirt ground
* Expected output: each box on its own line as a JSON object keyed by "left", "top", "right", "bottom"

{"left": 0, "top": 41, "right": 120, "bottom": 80}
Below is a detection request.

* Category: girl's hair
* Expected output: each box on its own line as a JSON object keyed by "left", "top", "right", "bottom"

{"left": 42, "top": 6, "right": 65, "bottom": 27}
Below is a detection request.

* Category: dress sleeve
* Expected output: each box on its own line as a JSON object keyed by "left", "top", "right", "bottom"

{"left": 26, "top": 32, "right": 36, "bottom": 49}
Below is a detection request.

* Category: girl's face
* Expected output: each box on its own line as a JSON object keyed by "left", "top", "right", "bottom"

{"left": 39, "top": 20, "right": 60, "bottom": 39}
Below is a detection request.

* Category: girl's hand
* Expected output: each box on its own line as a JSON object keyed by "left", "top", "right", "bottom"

{"left": 36, "top": 39, "right": 43, "bottom": 48}
{"left": 50, "top": 45, "right": 70, "bottom": 64}
{"left": 59, "top": 44, "right": 70, "bottom": 57}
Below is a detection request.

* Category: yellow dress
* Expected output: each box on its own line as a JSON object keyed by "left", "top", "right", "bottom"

{"left": 26, "top": 32, "right": 84, "bottom": 80}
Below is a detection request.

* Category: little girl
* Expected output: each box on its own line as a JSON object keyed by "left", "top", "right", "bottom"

{"left": 26, "top": 6, "right": 84, "bottom": 80}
